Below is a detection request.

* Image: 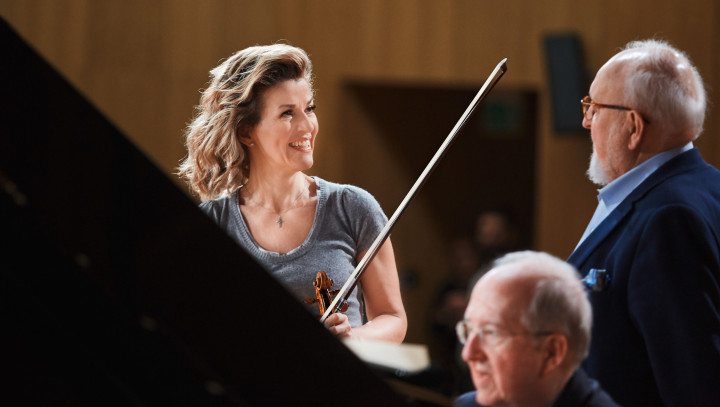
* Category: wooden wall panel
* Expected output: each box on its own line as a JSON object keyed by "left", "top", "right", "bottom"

{"left": 2, "top": 0, "right": 717, "bottom": 345}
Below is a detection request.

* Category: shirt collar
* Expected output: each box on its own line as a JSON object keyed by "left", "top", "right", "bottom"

{"left": 597, "top": 142, "right": 694, "bottom": 206}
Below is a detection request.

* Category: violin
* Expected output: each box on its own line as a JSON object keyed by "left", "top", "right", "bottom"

{"left": 310, "top": 58, "right": 508, "bottom": 322}
{"left": 304, "top": 271, "right": 348, "bottom": 316}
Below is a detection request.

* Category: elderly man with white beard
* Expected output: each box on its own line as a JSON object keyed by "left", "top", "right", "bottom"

{"left": 567, "top": 39, "right": 720, "bottom": 406}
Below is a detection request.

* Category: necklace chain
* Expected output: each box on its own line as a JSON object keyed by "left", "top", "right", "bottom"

{"left": 241, "top": 177, "right": 310, "bottom": 228}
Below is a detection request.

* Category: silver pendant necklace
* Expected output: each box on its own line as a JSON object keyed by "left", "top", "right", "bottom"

{"left": 242, "top": 178, "right": 309, "bottom": 228}
{"left": 274, "top": 186, "right": 307, "bottom": 227}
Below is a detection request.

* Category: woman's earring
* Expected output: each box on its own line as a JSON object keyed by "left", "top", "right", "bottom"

{"left": 249, "top": 142, "right": 255, "bottom": 147}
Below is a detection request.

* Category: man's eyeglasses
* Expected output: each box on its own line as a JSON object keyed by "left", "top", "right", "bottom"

{"left": 455, "top": 320, "right": 553, "bottom": 347}
{"left": 580, "top": 95, "right": 650, "bottom": 123}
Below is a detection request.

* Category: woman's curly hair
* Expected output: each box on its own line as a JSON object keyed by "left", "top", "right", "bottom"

{"left": 178, "top": 44, "right": 313, "bottom": 201}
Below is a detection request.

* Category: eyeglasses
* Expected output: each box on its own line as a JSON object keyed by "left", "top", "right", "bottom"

{"left": 580, "top": 95, "right": 650, "bottom": 124}
{"left": 455, "top": 320, "right": 553, "bottom": 347}
{"left": 581, "top": 95, "right": 633, "bottom": 121}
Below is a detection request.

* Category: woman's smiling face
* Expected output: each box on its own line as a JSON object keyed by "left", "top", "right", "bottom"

{"left": 247, "top": 78, "right": 318, "bottom": 175}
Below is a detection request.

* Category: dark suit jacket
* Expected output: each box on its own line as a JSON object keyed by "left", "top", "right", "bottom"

{"left": 454, "top": 369, "right": 619, "bottom": 407}
{"left": 568, "top": 148, "right": 720, "bottom": 407}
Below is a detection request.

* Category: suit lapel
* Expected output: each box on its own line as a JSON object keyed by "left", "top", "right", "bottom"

{"left": 568, "top": 201, "right": 631, "bottom": 266}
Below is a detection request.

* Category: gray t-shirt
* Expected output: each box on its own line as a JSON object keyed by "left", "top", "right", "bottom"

{"left": 199, "top": 176, "right": 388, "bottom": 327}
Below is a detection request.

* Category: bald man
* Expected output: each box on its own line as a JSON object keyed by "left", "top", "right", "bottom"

{"left": 455, "top": 251, "right": 618, "bottom": 407}
{"left": 568, "top": 39, "right": 720, "bottom": 406}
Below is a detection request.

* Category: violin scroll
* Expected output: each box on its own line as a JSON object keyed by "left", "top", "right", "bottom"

{"left": 304, "top": 271, "right": 348, "bottom": 316}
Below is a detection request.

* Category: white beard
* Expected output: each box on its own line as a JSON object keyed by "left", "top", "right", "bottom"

{"left": 587, "top": 148, "right": 612, "bottom": 186}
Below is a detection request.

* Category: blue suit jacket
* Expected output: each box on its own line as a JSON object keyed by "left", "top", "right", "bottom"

{"left": 568, "top": 148, "right": 720, "bottom": 406}
{"left": 454, "top": 369, "right": 619, "bottom": 407}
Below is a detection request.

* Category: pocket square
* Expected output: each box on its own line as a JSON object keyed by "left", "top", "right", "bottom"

{"left": 583, "top": 268, "right": 611, "bottom": 292}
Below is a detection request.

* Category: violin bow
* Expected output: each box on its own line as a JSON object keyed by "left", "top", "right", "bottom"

{"left": 320, "top": 58, "right": 508, "bottom": 323}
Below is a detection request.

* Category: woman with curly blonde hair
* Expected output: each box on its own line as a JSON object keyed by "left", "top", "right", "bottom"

{"left": 179, "top": 44, "right": 406, "bottom": 342}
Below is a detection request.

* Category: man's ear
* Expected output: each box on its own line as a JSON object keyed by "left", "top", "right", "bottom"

{"left": 627, "top": 111, "right": 646, "bottom": 151}
{"left": 540, "top": 334, "right": 568, "bottom": 376}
